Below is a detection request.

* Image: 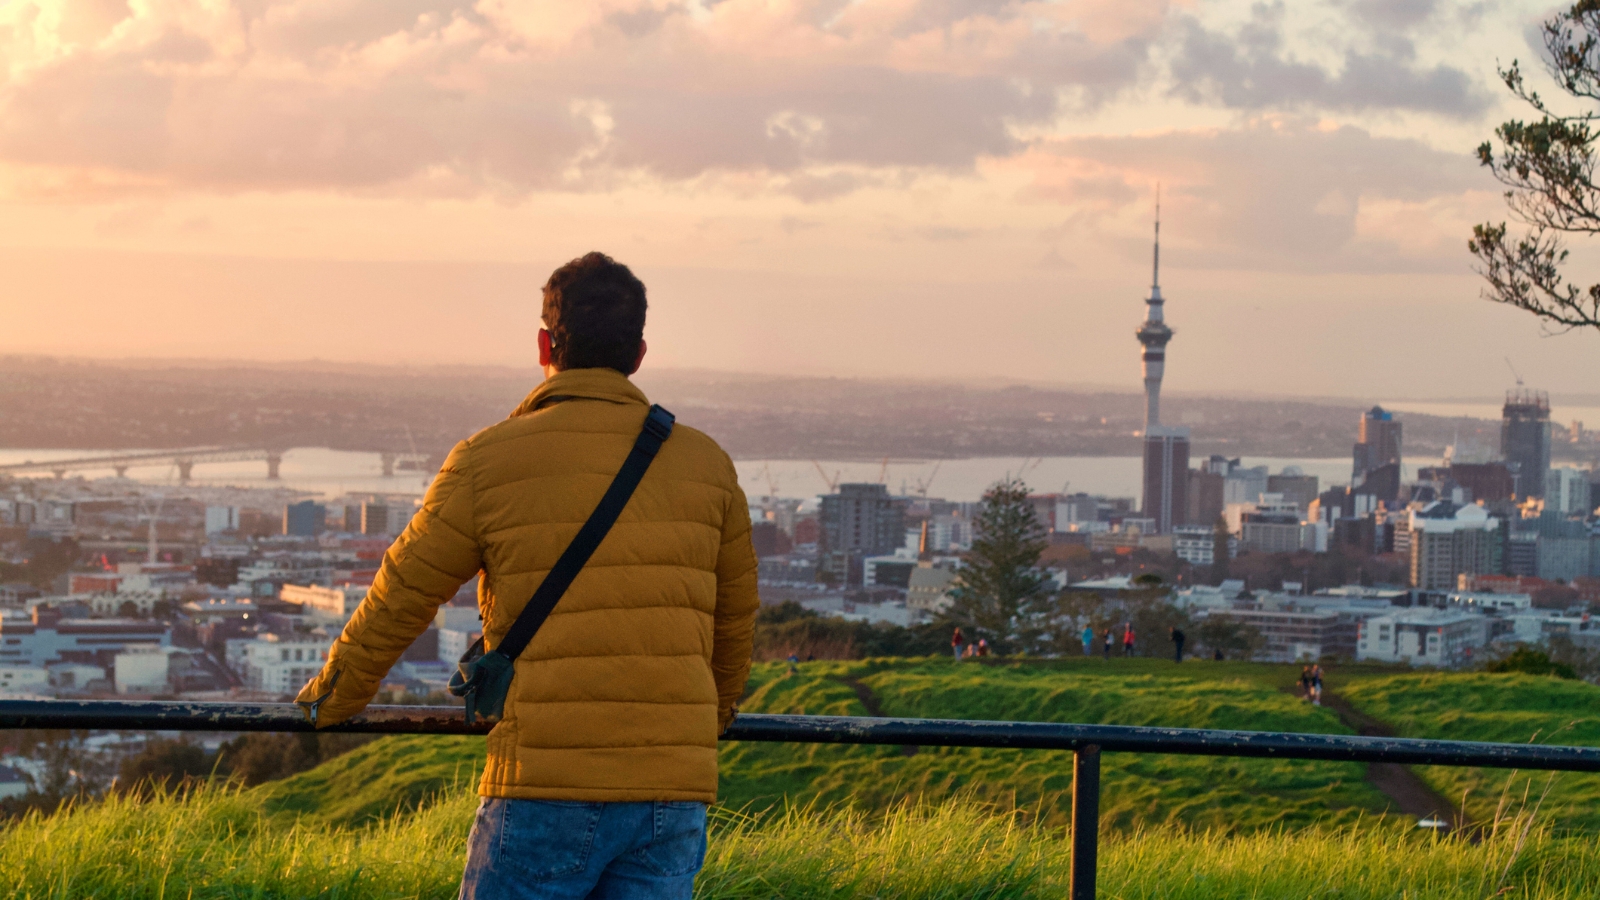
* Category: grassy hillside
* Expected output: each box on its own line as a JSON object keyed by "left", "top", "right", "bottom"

{"left": 720, "top": 657, "right": 1389, "bottom": 830}
{"left": 247, "top": 659, "right": 1600, "bottom": 837}
{"left": 1339, "top": 672, "right": 1600, "bottom": 832}
{"left": 1, "top": 786, "right": 1594, "bottom": 899}
{"left": 258, "top": 657, "right": 1398, "bottom": 831}
{"left": 253, "top": 734, "right": 482, "bottom": 827}
{"left": 6, "top": 658, "right": 1600, "bottom": 897}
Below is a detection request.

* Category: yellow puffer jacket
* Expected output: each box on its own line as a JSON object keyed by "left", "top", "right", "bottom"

{"left": 295, "top": 368, "right": 760, "bottom": 803}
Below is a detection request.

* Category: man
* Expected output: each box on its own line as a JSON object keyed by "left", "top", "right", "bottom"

{"left": 1170, "top": 626, "right": 1185, "bottom": 663}
{"left": 294, "top": 252, "right": 760, "bottom": 900}
{"left": 1080, "top": 623, "right": 1094, "bottom": 657}
{"left": 951, "top": 626, "right": 964, "bottom": 660}
{"left": 1122, "top": 623, "right": 1136, "bottom": 657}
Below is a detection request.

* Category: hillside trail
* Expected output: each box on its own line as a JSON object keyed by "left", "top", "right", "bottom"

{"left": 1290, "top": 686, "right": 1471, "bottom": 832}
{"left": 841, "top": 677, "right": 918, "bottom": 757}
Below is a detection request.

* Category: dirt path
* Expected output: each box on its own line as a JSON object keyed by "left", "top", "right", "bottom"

{"left": 1311, "top": 689, "right": 1469, "bottom": 830}
{"left": 841, "top": 677, "right": 917, "bottom": 757}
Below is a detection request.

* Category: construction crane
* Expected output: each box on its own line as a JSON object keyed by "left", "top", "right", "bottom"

{"left": 811, "top": 460, "right": 841, "bottom": 493}
{"left": 912, "top": 461, "right": 942, "bottom": 498}
{"left": 138, "top": 493, "right": 167, "bottom": 565}
{"left": 876, "top": 456, "right": 890, "bottom": 484}
{"left": 1505, "top": 357, "right": 1524, "bottom": 388}
{"left": 1017, "top": 457, "right": 1044, "bottom": 480}
{"left": 757, "top": 463, "right": 781, "bottom": 502}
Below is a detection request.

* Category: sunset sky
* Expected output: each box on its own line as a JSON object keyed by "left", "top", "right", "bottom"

{"left": 2, "top": 0, "right": 1598, "bottom": 399}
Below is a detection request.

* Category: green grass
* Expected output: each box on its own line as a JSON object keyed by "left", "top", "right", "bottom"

{"left": 254, "top": 734, "right": 483, "bottom": 828}
{"left": 7, "top": 657, "right": 1600, "bottom": 897}
{"left": 2, "top": 785, "right": 1596, "bottom": 899}
{"left": 718, "top": 657, "right": 1391, "bottom": 830}
{"left": 1339, "top": 671, "right": 1600, "bottom": 832}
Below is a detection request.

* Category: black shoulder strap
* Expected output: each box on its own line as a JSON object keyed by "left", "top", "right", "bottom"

{"left": 495, "top": 403, "right": 675, "bottom": 661}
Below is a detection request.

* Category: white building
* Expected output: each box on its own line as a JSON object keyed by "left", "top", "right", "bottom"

{"left": 906, "top": 565, "right": 957, "bottom": 616}
{"left": 88, "top": 589, "right": 164, "bottom": 618}
{"left": 114, "top": 647, "right": 175, "bottom": 694}
{"left": 1545, "top": 467, "right": 1592, "bottom": 516}
{"left": 227, "top": 635, "right": 330, "bottom": 695}
{"left": 1171, "top": 525, "right": 1238, "bottom": 566}
{"left": 204, "top": 506, "right": 240, "bottom": 535}
{"left": 1357, "top": 609, "right": 1490, "bottom": 667}
{"left": 437, "top": 628, "right": 477, "bottom": 664}
{"left": 1446, "top": 591, "right": 1532, "bottom": 613}
{"left": 281, "top": 584, "right": 366, "bottom": 623}
{"left": 47, "top": 662, "right": 108, "bottom": 691}
{"left": 0, "top": 665, "right": 49, "bottom": 693}
{"left": 1409, "top": 503, "right": 1501, "bottom": 590}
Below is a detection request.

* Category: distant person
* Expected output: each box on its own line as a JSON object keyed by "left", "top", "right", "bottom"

{"left": 1122, "top": 624, "right": 1136, "bottom": 657}
{"left": 788, "top": 652, "right": 800, "bottom": 676}
{"left": 1081, "top": 624, "right": 1095, "bottom": 657}
{"left": 1103, "top": 629, "right": 1114, "bottom": 659}
{"left": 293, "top": 252, "right": 760, "bottom": 900}
{"left": 977, "top": 638, "right": 990, "bottom": 658}
{"left": 1298, "top": 665, "right": 1313, "bottom": 700}
{"left": 1213, "top": 647, "right": 1224, "bottom": 661}
{"left": 951, "top": 626, "right": 965, "bottom": 660}
{"left": 1310, "top": 663, "right": 1325, "bottom": 705}
{"left": 1170, "top": 626, "right": 1185, "bottom": 663}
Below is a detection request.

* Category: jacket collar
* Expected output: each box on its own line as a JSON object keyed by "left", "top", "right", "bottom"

{"left": 511, "top": 368, "right": 651, "bottom": 418}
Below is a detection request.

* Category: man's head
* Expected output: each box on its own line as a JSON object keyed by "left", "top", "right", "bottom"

{"left": 539, "top": 252, "right": 648, "bottom": 375}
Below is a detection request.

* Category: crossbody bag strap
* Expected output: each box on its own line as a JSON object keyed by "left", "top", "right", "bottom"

{"left": 494, "top": 403, "right": 675, "bottom": 662}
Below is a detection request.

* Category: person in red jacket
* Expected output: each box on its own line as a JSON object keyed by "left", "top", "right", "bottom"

{"left": 951, "top": 626, "right": 964, "bottom": 660}
{"left": 1122, "top": 623, "right": 1136, "bottom": 657}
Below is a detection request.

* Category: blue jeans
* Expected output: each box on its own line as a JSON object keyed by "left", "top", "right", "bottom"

{"left": 459, "top": 798, "right": 708, "bottom": 900}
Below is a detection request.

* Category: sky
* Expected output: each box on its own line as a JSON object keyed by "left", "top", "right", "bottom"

{"left": 2, "top": 0, "right": 1599, "bottom": 400}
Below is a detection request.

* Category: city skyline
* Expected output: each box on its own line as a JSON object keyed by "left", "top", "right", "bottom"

{"left": 2, "top": 0, "right": 1600, "bottom": 399}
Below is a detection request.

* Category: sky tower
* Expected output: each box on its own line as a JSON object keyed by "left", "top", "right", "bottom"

{"left": 1136, "top": 192, "right": 1171, "bottom": 429}
{"left": 1137, "top": 190, "right": 1190, "bottom": 533}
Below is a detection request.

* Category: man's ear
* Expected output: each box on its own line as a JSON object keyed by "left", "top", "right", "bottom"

{"left": 628, "top": 339, "right": 648, "bottom": 375}
{"left": 538, "top": 329, "right": 553, "bottom": 368}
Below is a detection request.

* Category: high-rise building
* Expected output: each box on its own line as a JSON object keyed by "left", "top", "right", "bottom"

{"left": 1352, "top": 406, "right": 1402, "bottom": 492}
{"left": 1409, "top": 502, "right": 1501, "bottom": 590}
{"left": 819, "top": 483, "right": 905, "bottom": 585}
{"left": 1502, "top": 389, "right": 1551, "bottom": 499}
{"left": 1267, "top": 468, "right": 1320, "bottom": 510}
{"left": 1544, "top": 466, "right": 1589, "bottom": 516}
{"left": 283, "top": 500, "right": 326, "bottom": 537}
{"left": 1135, "top": 197, "right": 1190, "bottom": 534}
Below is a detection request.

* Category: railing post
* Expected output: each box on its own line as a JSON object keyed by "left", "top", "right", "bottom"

{"left": 1071, "top": 744, "right": 1100, "bottom": 900}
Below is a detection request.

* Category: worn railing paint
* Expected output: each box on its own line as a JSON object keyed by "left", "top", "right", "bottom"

{"left": 5, "top": 699, "right": 1599, "bottom": 899}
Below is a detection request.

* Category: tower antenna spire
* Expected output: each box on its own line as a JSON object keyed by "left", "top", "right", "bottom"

{"left": 1152, "top": 183, "right": 1161, "bottom": 291}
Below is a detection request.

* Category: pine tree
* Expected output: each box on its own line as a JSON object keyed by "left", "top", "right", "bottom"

{"left": 944, "top": 478, "right": 1048, "bottom": 649}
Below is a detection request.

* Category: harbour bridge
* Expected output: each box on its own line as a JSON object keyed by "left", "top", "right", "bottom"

{"left": 0, "top": 447, "right": 432, "bottom": 482}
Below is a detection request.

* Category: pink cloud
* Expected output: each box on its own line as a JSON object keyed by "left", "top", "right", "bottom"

{"left": 0, "top": 0, "right": 1166, "bottom": 197}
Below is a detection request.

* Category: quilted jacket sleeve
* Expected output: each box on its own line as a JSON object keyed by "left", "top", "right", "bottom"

{"left": 711, "top": 476, "right": 760, "bottom": 733}
{"left": 296, "top": 440, "right": 482, "bottom": 726}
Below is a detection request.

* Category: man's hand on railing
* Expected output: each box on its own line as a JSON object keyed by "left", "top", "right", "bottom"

{"left": 295, "top": 668, "right": 347, "bottom": 728}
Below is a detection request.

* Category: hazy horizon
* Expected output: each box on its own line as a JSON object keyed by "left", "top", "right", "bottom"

{"left": 3, "top": 0, "right": 1600, "bottom": 399}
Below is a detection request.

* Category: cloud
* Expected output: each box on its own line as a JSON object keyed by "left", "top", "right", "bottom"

{"left": 1022, "top": 116, "right": 1483, "bottom": 272}
{"left": 0, "top": 0, "right": 1167, "bottom": 197}
{"left": 1168, "top": 2, "right": 1490, "bottom": 117}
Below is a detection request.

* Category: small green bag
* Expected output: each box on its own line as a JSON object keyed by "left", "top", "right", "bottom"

{"left": 449, "top": 643, "right": 515, "bottom": 725}
{"left": 447, "top": 405, "right": 675, "bottom": 726}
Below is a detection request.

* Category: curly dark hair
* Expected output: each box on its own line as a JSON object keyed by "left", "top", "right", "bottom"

{"left": 540, "top": 252, "right": 648, "bottom": 373}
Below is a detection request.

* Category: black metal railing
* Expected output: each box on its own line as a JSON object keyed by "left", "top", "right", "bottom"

{"left": 4, "top": 699, "right": 1599, "bottom": 900}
